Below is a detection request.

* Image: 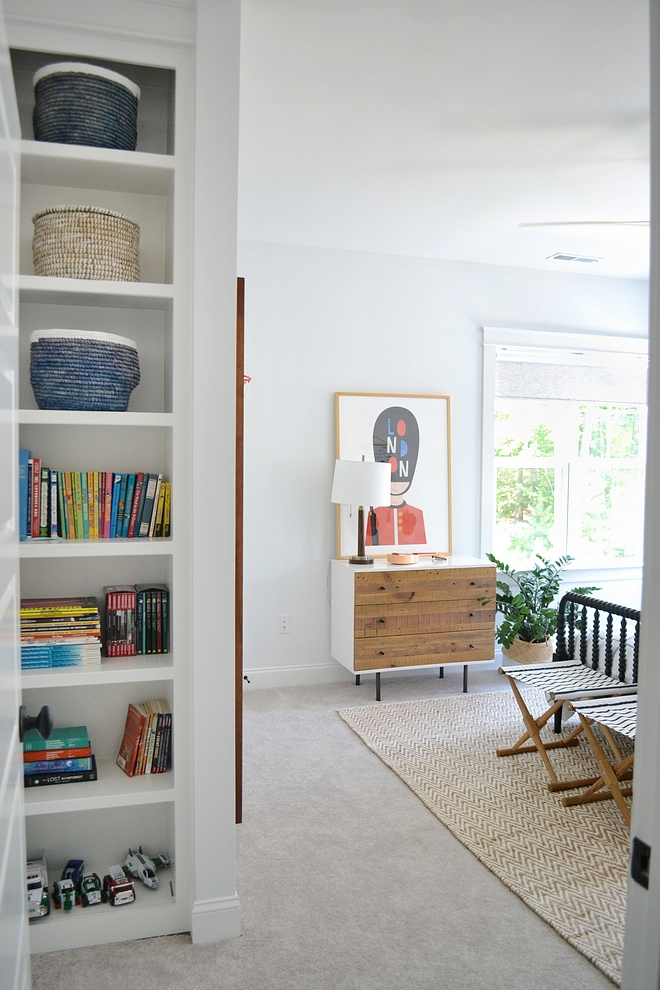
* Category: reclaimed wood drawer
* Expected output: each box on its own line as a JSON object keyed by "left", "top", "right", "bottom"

{"left": 354, "top": 598, "right": 495, "bottom": 638}
{"left": 354, "top": 628, "right": 495, "bottom": 670}
{"left": 354, "top": 567, "right": 495, "bottom": 606}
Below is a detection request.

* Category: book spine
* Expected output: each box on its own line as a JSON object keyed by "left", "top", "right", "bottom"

{"left": 31, "top": 457, "right": 41, "bottom": 538}
{"left": 26, "top": 459, "right": 32, "bottom": 539}
{"left": 39, "top": 467, "right": 49, "bottom": 538}
{"left": 110, "top": 473, "right": 121, "bottom": 538}
{"left": 136, "top": 591, "right": 144, "bottom": 655}
{"left": 104, "top": 472, "right": 113, "bottom": 539}
{"left": 24, "top": 756, "right": 97, "bottom": 787}
{"left": 150, "top": 713, "right": 163, "bottom": 773}
{"left": 144, "top": 711, "right": 157, "bottom": 774}
{"left": 116, "top": 473, "right": 128, "bottom": 535}
{"left": 135, "top": 712, "right": 151, "bottom": 775}
{"left": 122, "top": 474, "right": 136, "bottom": 538}
{"left": 72, "top": 472, "right": 84, "bottom": 539}
{"left": 127, "top": 473, "right": 145, "bottom": 538}
{"left": 134, "top": 473, "right": 148, "bottom": 538}
{"left": 23, "top": 745, "right": 92, "bottom": 763}
{"left": 160, "top": 712, "right": 172, "bottom": 772}
{"left": 64, "top": 472, "right": 76, "bottom": 539}
{"left": 57, "top": 473, "right": 66, "bottom": 538}
{"left": 163, "top": 482, "right": 171, "bottom": 537}
{"left": 162, "top": 590, "right": 169, "bottom": 653}
{"left": 19, "top": 450, "right": 29, "bottom": 541}
{"left": 81, "top": 472, "right": 89, "bottom": 539}
{"left": 153, "top": 479, "right": 166, "bottom": 537}
{"left": 93, "top": 472, "right": 100, "bottom": 539}
{"left": 23, "top": 729, "right": 90, "bottom": 752}
{"left": 24, "top": 757, "right": 94, "bottom": 774}
{"left": 156, "top": 591, "right": 163, "bottom": 653}
{"left": 49, "top": 470, "right": 58, "bottom": 537}
{"left": 139, "top": 474, "right": 159, "bottom": 537}
{"left": 148, "top": 476, "right": 163, "bottom": 538}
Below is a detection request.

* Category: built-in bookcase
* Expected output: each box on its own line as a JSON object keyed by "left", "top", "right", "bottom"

{"left": 10, "top": 39, "right": 194, "bottom": 953}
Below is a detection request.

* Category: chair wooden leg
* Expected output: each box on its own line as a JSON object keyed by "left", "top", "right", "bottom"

{"left": 497, "top": 677, "right": 569, "bottom": 784}
{"left": 562, "top": 714, "right": 634, "bottom": 827}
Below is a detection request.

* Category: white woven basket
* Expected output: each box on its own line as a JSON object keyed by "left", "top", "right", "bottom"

{"left": 32, "top": 205, "right": 140, "bottom": 281}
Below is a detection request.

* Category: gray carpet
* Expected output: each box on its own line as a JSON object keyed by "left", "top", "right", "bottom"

{"left": 31, "top": 667, "right": 615, "bottom": 989}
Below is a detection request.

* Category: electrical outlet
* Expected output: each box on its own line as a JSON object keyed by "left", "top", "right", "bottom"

{"left": 279, "top": 614, "right": 290, "bottom": 634}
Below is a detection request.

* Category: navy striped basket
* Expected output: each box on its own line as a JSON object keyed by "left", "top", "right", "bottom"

{"left": 33, "top": 63, "right": 141, "bottom": 150}
{"left": 30, "top": 330, "right": 141, "bottom": 412}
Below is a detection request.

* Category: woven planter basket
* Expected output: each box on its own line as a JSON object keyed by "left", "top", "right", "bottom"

{"left": 32, "top": 205, "right": 140, "bottom": 282}
{"left": 33, "top": 62, "right": 140, "bottom": 150}
{"left": 501, "top": 636, "right": 553, "bottom": 664}
{"left": 30, "top": 329, "right": 141, "bottom": 412}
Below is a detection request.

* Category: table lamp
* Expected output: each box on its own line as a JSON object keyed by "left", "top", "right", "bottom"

{"left": 331, "top": 457, "right": 391, "bottom": 565}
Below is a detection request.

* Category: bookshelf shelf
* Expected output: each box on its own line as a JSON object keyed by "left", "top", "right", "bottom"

{"left": 19, "top": 538, "right": 174, "bottom": 558}
{"left": 22, "top": 655, "right": 174, "bottom": 689}
{"left": 26, "top": 866, "right": 184, "bottom": 955}
{"left": 19, "top": 275, "right": 174, "bottom": 308}
{"left": 19, "top": 410, "right": 174, "bottom": 427}
{"left": 24, "top": 759, "right": 175, "bottom": 816}
{"left": 21, "top": 139, "right": 175, "bottom": 195}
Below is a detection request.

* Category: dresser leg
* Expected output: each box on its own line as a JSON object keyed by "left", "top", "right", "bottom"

{"left": 355, "top": 674, "right": 361, "bottom": 686}
{"left": 376, "top": 672, "right": 381, "bottom": 701}
{"left": 463, "top": 665, "right": 468, "bottom": 693}
{"left": 439, "top": 667, "right": 444, "bottom": 678}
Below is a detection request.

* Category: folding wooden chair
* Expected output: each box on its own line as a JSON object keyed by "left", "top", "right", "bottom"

{"left": 497, "top": 593, "right": 639, "bottom": 790}
{"left": 560, "top": 695, "right": 636, "bottom": 828}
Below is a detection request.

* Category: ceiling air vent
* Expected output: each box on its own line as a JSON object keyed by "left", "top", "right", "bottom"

{"left": 547, "top": 253, "right": 602, "bottom": 263}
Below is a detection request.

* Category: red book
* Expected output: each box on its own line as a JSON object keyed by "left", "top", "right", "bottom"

{"left": 116, "top": 704, "right": 147, "bottom": 777}
{"left": 31, "top": 457, "right": 41, "bottom": 538}
{"left": 24, "top": 744, "right": 92, "bottom": 764}
{"left": 127, "top": 473, "right": 145, "bottom": 538}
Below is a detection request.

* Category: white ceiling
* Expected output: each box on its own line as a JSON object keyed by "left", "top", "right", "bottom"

{"left": 238, "top": 0, "right": 650, "bottom": 278}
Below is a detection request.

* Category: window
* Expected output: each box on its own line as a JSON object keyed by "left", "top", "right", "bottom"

{"left": 482, "top": 329, "right": 648, "bottom": 570}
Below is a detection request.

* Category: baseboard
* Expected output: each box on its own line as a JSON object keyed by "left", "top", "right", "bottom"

{"left": 191, "top": 893, "right": 241, "bottom": 944}
{"left": 243, "top": 662, "right": 353, "bottom": 689}
{"left": 243, "top": 658, "right": 501, "bottom": 690}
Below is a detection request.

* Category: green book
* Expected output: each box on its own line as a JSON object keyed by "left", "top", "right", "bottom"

{"left": 23, "top": 725, "right": 89, "bottom": 752}
{"left": 72, "top": 472, "right": 84, "bottom": 539}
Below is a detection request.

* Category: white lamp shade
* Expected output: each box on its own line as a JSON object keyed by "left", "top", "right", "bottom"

{"left": 330, "top": 459, "right": 391, "bottom": 507}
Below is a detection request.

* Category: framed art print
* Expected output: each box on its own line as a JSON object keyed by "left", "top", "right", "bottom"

{"left": 335, "top": 392, "right": 452, "bottom": 558}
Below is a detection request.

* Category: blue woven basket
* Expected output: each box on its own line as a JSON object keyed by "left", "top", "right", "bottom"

{"left": 30, "top": 330, "right": 141, "bottom": 412}
{"left": 33, "top": 63, "right": 140, "bottom": 151}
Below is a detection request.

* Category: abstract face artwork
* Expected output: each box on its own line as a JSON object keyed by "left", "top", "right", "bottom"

{"left": 372, "top": 406, "right": 420, "bottom": 497}
{"left": 335, "top": 392, "right": 451, "bottom": 557}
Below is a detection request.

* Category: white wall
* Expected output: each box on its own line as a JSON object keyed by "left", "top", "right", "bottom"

{"left": 239, "top": 240, "right": 649, "bottom": 687}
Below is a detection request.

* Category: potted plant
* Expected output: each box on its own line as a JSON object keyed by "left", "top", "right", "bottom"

{"left": 481, "top": 553, "right": 598, "bottom": 663}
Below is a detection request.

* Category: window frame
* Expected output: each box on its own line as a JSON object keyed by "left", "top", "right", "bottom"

{"left": 481, "top": 327, "right": 648, "bottom": 579}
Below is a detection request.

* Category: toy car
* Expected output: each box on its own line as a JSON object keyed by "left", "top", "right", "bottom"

{"left": 102, "top": 865, "right": 136, "bottom": 906}
{"left": 61, "top": 859, "right": 85, "bottom": 887}
{"left": 79, "top": 872, "right": 103, "bottom": 907}
{"left": 26, "top": 856, "right": 50, "bottom": 920}
{"left": 52, "top": 877, "right": 77, "bottom": 911}
{"left": 124, "top": 847, "right": 170, "bottom": 890}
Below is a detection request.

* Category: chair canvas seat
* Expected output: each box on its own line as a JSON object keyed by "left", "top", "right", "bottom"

{"left": 500, "top": 660, "right": 629, "bottom": 695}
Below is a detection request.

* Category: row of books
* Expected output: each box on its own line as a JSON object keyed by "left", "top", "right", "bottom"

{"left": 19, "top": 451, "right": 171, "bottom": 541}
{"left": 105, "top": 585, "right": 170, "bottom": 656}
{"left": 21, "top": 597, "right": 102, "bottom": 670}
{"left": 116, "top": 700, "right": 172, "bottom": 777}
{"left": 23, "top": 724, "right": 98, "bottom": 788}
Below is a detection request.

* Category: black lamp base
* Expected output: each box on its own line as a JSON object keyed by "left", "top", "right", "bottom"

{"left": 349, "top": 555, "right": 374, "bottom": 565}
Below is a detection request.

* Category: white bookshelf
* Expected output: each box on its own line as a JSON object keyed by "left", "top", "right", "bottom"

{"left": 10, "top": 35, "right": 194, "bottom": 954}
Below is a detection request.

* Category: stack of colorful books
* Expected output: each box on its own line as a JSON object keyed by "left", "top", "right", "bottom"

{"left": 105, "top": 585, "right": 170, "bottom": 657}
{"left": 24, "top": 725, "right": 97, "bottom": 788}
{"left": 21, "top": 597, "right": 102, "bottom": 670}
{"left": 18, "top": 451, "right": 171, "bottom": 541}
{"left": 116, "top": 700, "right": 172, "bottom": 777}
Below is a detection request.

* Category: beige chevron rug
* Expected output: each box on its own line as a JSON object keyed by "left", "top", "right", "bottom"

{"left": 338, "top": 688, "right": 630, "bottom": 986}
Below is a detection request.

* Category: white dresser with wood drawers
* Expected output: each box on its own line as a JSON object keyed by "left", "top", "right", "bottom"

{"left": 331, "top": 556, "right": 496, "bottom": 698}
